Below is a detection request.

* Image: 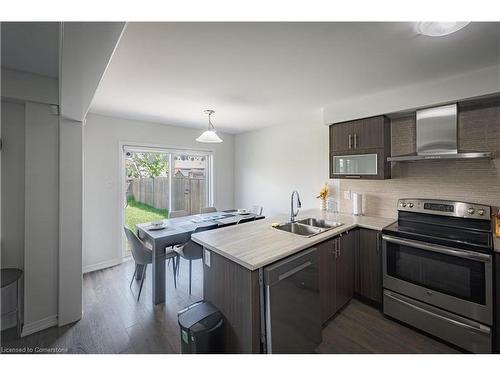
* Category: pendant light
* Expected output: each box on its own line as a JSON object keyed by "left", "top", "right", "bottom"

{"left": 196, "top": 109, "right": 223, "bottom": 143}
{"left": 416, "top": 22, "right": 470, "bottom": 37}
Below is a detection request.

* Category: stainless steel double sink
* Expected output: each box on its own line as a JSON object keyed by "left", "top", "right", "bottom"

{"left": 274, "top": 217, "right": 344, "bottom": 237}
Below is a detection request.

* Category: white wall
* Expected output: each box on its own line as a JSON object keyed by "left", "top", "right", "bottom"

{"left": 1, "top": 70, "right": 61, "bottom": 335}
{"left": 58, "top": 118, "right": 83, "bottom": 326}
{"left": 1, "top": 101, "right": 25, "bottom": 268}
{"left": 23, "top": 102, "right": 60, "bottom": 336}
{"left": 234, "top": 111, "right": 336, "bottom": 217}
{"left": 323, "top": 64, "right": 500, "bottom": 125}
{"left": 1, "top": 101, "right": 25, "bottom": 330}
{"left": 1, "top": 68, "right": 59, "bottom": 105}
{"left": 83, "top": 113, "right": 235, "bottom": 272}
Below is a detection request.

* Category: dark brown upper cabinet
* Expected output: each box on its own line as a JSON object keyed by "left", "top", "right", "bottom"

{"left": 329, "top": 115, "right": 391, "bottom": 180}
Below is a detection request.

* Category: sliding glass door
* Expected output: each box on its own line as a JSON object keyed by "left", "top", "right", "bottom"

{"left": 171, "top": 152, "right": 210, "bottom": 215}
{"left": 123, "top": 146, "right": 213, "bottom": 228}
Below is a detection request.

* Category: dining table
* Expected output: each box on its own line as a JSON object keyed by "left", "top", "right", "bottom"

{"left": 136, "top": 210, "right": 264, "bottom": 305}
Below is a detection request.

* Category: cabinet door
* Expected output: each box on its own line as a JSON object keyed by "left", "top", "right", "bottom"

{"left": 330, "top": 123, "right": 352, "bottom": 153}
{"left": 318, "top": 239, "right": 336, "bottom": 324}
{"left": 330, "top": 148, "right": 390, "bottom": 180}
{"left": 358, "top": 229, "right": 382, "bottom": 304}
{"left": 495, "top": 254, "right": 500, "bottom": 353}
{"left": 336, "top": 231, "right": 355, "bottom": 311}
{"left": 353, "top": 116, "right": 388, "bottom": 150}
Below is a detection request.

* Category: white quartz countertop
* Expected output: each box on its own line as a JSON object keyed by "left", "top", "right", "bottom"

{"left": 191, "top": 209, "right": 396, "bottom": 271}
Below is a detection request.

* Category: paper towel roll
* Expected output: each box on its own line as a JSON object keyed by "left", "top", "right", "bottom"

{"left": 352, "top": 193, "right": 363, "bottom": 216}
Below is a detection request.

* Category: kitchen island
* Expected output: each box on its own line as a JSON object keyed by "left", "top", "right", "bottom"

{"left": 191, "top": 209, "right": 395, "bottom": 353}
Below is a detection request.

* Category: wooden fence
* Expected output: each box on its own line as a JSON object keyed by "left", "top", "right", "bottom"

{"left": 129, "top": 176, "right": 206, "bottom": 213}
{"left": 172, "top": 177, "right": 207, "bottom": 214}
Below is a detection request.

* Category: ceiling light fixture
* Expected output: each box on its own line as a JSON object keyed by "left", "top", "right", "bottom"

{"left": 196, "top": 109, "right": 223, "bottom": 143}
{"left": 416, "top": 22, "right": 470, "bottom": 37}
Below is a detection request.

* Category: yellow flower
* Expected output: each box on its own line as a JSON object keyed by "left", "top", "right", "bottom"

{"left": 316, "top": 184, "right": 329, "bottom": 200}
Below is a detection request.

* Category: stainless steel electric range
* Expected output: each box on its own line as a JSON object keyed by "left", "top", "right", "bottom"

{"left": 381, "top": 199, "right": 493, "bottom": 353}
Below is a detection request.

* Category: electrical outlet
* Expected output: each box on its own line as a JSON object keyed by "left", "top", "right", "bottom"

{"left": 343, "top": 190, "right": 351, "bottom": 200}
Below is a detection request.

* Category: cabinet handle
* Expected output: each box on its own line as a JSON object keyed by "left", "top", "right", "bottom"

{"left": 354, "top": 133, "right": 358, "bottom": 149}
{"left": 348, "top": 134, "right": 352, "bottom": 149}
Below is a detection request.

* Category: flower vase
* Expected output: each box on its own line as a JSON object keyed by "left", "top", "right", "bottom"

{"left": 320, "top": 199, "right": 327, "bottom": 211}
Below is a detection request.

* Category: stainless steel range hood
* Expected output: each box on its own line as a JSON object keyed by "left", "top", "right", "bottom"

{"left": 388, "top": 104, "right": 493, "bottom": 162}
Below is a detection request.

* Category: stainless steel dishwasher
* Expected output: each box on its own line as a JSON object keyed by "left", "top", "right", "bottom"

{"left": 263, "top": 247, "right": 321, "bottom": 353}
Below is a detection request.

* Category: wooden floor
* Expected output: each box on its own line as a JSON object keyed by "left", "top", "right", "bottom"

{"left": 2, "top": 258, "right": 203, "bottom": 353}
{"left": 316, "top": 299, "right": 461, "bottom": 354}
{"left": 2, "top": 259, "right": 459, "bottom": 354}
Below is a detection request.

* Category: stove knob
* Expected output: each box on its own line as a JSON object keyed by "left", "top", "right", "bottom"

{"left": 400, "top": 202, "right": 407, "bottom": 208}
{"left": 408, "top": 203, "right": 414, "bottom": 208}
{"left": 467, "top": 207, "right": 475, "bottom": 215}
{"left": 477, "top": 209, "right": 485, "bottom": 216}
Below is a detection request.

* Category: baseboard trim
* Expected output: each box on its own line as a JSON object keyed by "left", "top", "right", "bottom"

{"left": 1, "top": 311, "right": 17, "bottom": 331}
{"left": 21, "top": 315, "right": 58, "bottom": 337}
{"left": 83, "top": 258, "right": 123, "bottom": 274}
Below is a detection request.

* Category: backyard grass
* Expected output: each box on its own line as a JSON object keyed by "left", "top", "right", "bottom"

{"left": 125, "top": 197, "right": 168, "bottom": 232}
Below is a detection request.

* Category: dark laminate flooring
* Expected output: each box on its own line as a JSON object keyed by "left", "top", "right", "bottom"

{"left": 316, "top": 299, "right": 461, "bottom": 354}
{"left": 2, "top": 259, "right": 459, "bottom": 354}
{"left": 1, "top": 258, "right": 203, "bottom": 353}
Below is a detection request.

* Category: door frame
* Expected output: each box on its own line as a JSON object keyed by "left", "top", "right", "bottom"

{"left": 118, "top": 141, "right": 215, "bottom": 259}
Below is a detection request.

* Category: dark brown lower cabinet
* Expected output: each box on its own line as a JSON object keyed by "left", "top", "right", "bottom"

{"left": 357, "top": 228, "right": 382, "bottom": 304}
{"left": 336, "top": 231, "right": 355, "bottom": 310}
{"left": 319, "top": 230, "right": 355, "bottom": 324}
{"left": 319, "top": 238, "right": 337, "bottom": 323}
{"left": 495, "top": 253, "right": 500, "bottom": 353}
{"left": 203, "top": 250, "right": 261, "bottom": 353}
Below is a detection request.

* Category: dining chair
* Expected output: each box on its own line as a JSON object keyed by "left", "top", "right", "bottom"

{"left": 174, "top": 223, "right": 218, "bottom": 295}
{"left": 238, "top": 216, "right": 256, "bottom": 224}
{"left": 250, "top": 205, "right": 263, "bottom": 216}
{"left": 124, "top": 227, "right": 177, "bottom": 301}
{"left": 200, "top": 206, "right": 217, "bottom": 214}
{"left": 169, "top": 210, "right": 189, "bottom": 219}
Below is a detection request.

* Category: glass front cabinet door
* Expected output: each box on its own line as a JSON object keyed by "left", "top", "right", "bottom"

{"left": 330, "top": 149, "right": 389, "bottom": 179}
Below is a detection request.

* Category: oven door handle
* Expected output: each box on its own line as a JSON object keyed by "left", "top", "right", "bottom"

{"left": 384, "top": 291, "right": 491, "bottom": 335}
{"left": 382, "top": 235, "right": 492, "bottom": 263}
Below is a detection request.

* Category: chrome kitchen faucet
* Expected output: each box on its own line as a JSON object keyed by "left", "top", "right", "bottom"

{"left": 290, "top": 190, "right": 302, "bottom": 223}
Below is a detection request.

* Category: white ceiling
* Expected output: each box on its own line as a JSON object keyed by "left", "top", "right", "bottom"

{"left": 1, "top": 22, "right": 60, "bottom": 78}
{"left": 90, "top": 22, "right": 500, "bottom": 133}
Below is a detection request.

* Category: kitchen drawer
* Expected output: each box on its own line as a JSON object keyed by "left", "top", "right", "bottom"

{"left": 384, "top": 290, "right": 491, "bottom": 353}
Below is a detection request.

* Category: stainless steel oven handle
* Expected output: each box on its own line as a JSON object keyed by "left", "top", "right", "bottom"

{"left": 385, "top": 291, "right": 491, "bottom": 335}
{"left": 382, "top": 235, "right": 491, "bottom": 263}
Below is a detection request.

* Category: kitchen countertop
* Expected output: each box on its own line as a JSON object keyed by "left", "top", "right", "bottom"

{"left": 191, "top": 209, "right": 396, "bottom": 271}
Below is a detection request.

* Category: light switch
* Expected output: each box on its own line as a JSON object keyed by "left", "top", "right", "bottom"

{"left": 204, "top": 249, "right": 211, "bottom": 267}
{"left": 343, "top": 190, "right": 351, "bottom": 200}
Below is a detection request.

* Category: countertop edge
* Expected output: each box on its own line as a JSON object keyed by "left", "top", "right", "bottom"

{"left": 193, "top": 221, "right": 385, "bottom": 271}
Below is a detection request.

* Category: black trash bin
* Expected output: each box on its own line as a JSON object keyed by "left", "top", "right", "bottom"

{"left": 177, "top": 301, "right": 223, "bottom": 353}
